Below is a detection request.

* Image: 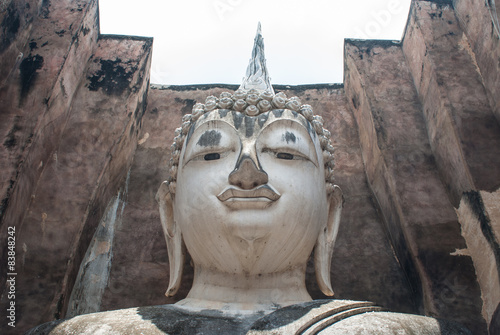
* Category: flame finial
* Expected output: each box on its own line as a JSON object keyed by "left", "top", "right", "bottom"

{"left": 240, "top": 22, "right": 274, "bottom": 94}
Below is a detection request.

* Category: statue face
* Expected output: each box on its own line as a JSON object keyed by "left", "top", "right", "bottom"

{"left": 174, "top": 109, "right": 329, "bottom": 275}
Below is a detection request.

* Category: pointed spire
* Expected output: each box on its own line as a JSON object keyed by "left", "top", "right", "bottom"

{"left": 240, "top": 22, "right": 274, "bottom": 94}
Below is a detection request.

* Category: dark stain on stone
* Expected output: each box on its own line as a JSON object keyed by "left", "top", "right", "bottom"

{"left": 429, "top": 12, "right": 441, "bottom": 19}
{"left": 29, "top": 41, "right": 37, "bottom": 50}
{"left": 245, "top": 116, "right": 254, "bottom": 138}
{"left": 174, "top": 98, "right": 195, "bottom": 115}
{"left": 134, "top": 305, "right": 261, "bottom": 334}
{"left": 71, "top": 33, "right": 79, "bottom": 47}
{"left": 233, "top": 112, "right": 244, "bottom": 130}
{"left": 351, "top": 95, "right": 359, "bottom": 109}
{"left": 20, "top": 54, "right": 44, "bottom": 100}
{"left": 40, "top": 0, "right": 51, "bottom": 18}
{"left": 197, "top": 130, "right": 222, "bottom": 147}
{"left": 150, "top": 107, "right": 158, "bottom": 114}
{"left": 54, "top": 293, "right": 64, "bottom": 319}
{"left": 305, "top": 118, "right": 315, "bottom": 138}
{"left": 257, "top": 113, "right": 268, "bottom": 128}
{"left": 345, "top": 39, "right": 400, "bottom": 54}
{"left": 136, "top": 89, "right": 149, "bottom": 124}
{"left": 373, "top": 112, "right": 388, "bottom": 143}
{"left": 100, "top": 34, "right": 154, "bottom": 44}
{"left": 250, "top": 300, "right": 338, "bottom": 330}
{"left": 428, "top": 0, "right": 452, "bottom": 7}
{"left": 185, "top": 121, "right": 197, "bottom": 146}
{"left": 3, "top": 124, "right": 20, "bottom": 149}
{"left": 0, "top": 2, "right": 20, "bottom": 53}
{"left": 218, "top": 109, "right": 229, "bottom": 118}
{"left": 3, "top": 134, "right": 17, "bottom": 149}
{"left": 82, "top": 26, "right": 90, "bottom": 36}
{"left": 87, "top": 58, "right": 137, "bottom": 96}
{"left": 41, "top": 41, "right": 48, "bottom": 48}
{"left": 200, "top": 112, "right": 209, "bottom": 121}
{"left": 283, "top": 131, "right": 296, "bottom": 144}
{"left": 55, "top": 29, "right": 65, "bottom": 37}
{"left": 60, "top": 81, "right": 68, "bottom": 98}
{"left": 464, "top": 191, "right": 500, "bottom": 278}
{"left": 272, "top": 109, "right": 284, "bottom": 118}
{"left": 0, "top": 196, "right": 9, "bottom": 221}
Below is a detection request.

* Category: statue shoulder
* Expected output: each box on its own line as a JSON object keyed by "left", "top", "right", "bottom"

{"left": 317, "top": 311, "right": 472, "bottom": 335}
{"left": 27, "top": 300, "right": 472, "bottom": 335}
{"left": 247, "top": 300, "right": 472, "bottom": 335}
{"left": 27, "top": 305, "right": 265, "bottom": 334}
{"left": 26, "top": 307, "right": 164, "bottom": 335}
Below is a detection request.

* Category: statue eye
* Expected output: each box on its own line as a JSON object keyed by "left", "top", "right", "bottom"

{"left": 276, "top": 152, "right": 294, "bottom": 160}
{"left": 204, "top": 153, "right": 221, "bottom": 161}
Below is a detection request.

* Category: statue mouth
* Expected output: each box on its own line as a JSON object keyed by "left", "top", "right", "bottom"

{"left": 217, "top": 185, "right": 281, "bottom": 209}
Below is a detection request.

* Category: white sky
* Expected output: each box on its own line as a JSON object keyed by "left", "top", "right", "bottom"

{"left": 99, "top": 0, "right": 412, "bottom": 85}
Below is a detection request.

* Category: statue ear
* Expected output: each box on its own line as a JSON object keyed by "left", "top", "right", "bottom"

{"left": 314, "top": 185, "right": 343, "bottom": 296}
{"left": 156, "top": 182, "right": 185, "bottom": 297}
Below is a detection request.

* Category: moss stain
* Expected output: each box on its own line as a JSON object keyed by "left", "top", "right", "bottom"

{"left": 19, "top": 54, "right": 44, "bottom": 101}
{"left": 0, "top": 2, "right": 20, "bottom": 53}
{"left": 87, "top": 58, "right": 137, "bottom": 96}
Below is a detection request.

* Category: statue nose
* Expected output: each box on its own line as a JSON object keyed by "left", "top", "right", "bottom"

{"left": 229, "top": 156, "right": 268, "bottom": 190}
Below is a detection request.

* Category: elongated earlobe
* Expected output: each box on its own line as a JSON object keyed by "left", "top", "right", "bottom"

{"left": 156, "top": 182, "right": 185, "bottom": 297}
{"left": 314, "top": 185, "right": 343, "bottom": 296}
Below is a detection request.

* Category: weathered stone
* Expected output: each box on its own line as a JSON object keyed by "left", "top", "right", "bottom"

{"left": 453, "top": 0, "right": 500, "bottom": 124}
{"left": 1, "top": 0, "right": 499, "bottom": 334}
{"left": 0, "top": 1, "right": 152, "bottom": 329}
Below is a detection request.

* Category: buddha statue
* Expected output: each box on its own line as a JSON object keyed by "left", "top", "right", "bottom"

{"left": 27, "top": 25, "right": 471, "bottom": 335}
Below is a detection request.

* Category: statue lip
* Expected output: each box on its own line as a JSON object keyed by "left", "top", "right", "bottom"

{"left": 217, "top": 185, "right": 281, "bottom": 205}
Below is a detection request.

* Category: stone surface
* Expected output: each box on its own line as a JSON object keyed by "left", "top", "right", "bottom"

{"left": 403, "top": 1, "right": 500, "bottom": 205}
{"left": 344, "top": 38, "right": 485, "bottom": 333}
{"left": 26, "top": 300, "right": 471, "bottom": 334}
{"left": 453, "top": 0, "right": 500, "bottom": 124}
{"left": 0, "top": 1, "right": 152, "bottom": 331}
{"left": 115, "top": 85, "right": 419, "bottom": 317}
{"left": 1, "top": 0, "right": 499, "bottom": 334}
{"left": 154, "top": 86, "right": 343, "bottom": 310}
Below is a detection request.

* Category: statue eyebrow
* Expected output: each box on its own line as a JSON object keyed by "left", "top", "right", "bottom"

{"left": 196, "top": 130, "right": 222, "bottom": 147}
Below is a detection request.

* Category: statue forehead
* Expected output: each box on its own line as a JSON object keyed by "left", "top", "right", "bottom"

{"left": 185, "top": 109, "right": 317, "bottom": 145}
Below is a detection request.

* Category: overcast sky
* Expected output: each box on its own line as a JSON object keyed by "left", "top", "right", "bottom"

{"left": 99, "top": 0, "right": 412, "bottom": 85}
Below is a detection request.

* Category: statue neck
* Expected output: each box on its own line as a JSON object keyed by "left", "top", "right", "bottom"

{"left": 176, "top": 265, "right": 312, "bottom": 313}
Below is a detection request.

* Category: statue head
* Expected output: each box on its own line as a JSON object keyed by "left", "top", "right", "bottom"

{"left": 156, "top": 89, "right": 343, "bottom": 303}
{"left": 156, "top": 24, "right": 342, "bottom": 309}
